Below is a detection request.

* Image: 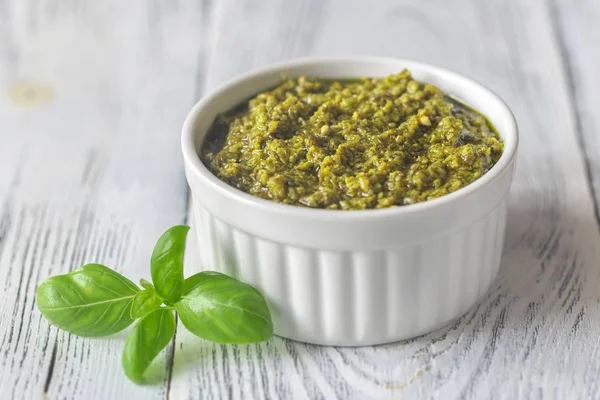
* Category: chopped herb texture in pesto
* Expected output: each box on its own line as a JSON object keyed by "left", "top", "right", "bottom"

{"left": 202, "top": 70, "right": 504, "bottom": 210}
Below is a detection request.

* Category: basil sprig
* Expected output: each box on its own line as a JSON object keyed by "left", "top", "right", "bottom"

{"left": 36, "top": 225, "right": 273, "bottom": 384}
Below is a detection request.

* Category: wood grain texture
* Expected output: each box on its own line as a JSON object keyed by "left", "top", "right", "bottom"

{"left": 0, "top": 0, "right": 207, "bottom": 398}
{"left": 1, "top": 0, "right": 600, "bottom": 399}
{"left": 551, "top": 0, "right": 600, "bottom": 222}
{"left": 173, "top": 0, "right": 600, "bottom": 399}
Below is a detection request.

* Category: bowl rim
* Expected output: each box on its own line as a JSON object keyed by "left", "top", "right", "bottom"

{"left": 181, "top": 56, "right": 518, "bottom": 221}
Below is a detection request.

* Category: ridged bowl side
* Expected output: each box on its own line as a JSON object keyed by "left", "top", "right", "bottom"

{"left": 192, "top": 197, "right": 508, "bottom": 346}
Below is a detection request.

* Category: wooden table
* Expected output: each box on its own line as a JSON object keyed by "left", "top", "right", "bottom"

{"left": 1, "top": 0, "right": 599, "bottom": 398}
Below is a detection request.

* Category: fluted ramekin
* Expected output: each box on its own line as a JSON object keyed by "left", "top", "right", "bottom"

{"left": 181, "top": 57, "right": 518, "bottom": 346}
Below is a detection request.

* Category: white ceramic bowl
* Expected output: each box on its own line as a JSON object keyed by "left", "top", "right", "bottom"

{"left": 181, "top": 57, "right": 518, "bottom": 346}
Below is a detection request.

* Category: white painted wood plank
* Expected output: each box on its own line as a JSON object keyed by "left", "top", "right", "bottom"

{"left": 549, "top": 1, "right": 600, "bottom": 394}
{"left": 173, "top": 0, "right": 600, "bottom": 399}
{"left": 0, "top": 1, "right": 207, "bottom": 398}
{"left": 552, "top": 0, "right": 600, "bottom": 220}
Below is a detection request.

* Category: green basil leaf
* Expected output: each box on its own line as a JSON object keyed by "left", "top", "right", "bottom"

{"left": 175, "top": 272, "right": 273, "bottom": 344}
{"left": 139, "top": 278, "right": 154, "bottom": 290}
{"left": 36, "top": 264, "right": 139, "bottom": 337}
{"left": 150, "top": 225, "right": 190, "bottom": 303}
{"left": 122, "top": 308, "right": 176, "bottom": 384}
{"left": 130, "top": 288, "right": 163, "bottom": 319}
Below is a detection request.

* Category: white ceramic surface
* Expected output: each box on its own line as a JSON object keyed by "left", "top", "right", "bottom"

{"left": 181, "top": 57, "right": 518, "bottom": 346}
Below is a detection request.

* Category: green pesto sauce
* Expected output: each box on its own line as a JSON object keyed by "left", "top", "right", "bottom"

{"left": 202, "top": 70, "right": 504, "bottom": 210}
